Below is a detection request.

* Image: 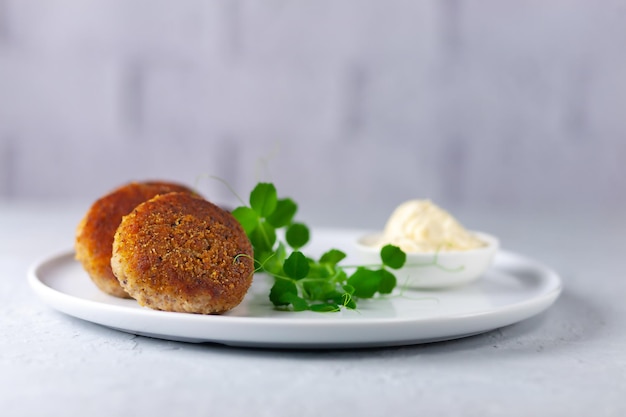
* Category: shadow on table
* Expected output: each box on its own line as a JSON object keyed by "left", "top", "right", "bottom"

{"left": 410, "top": 286, "right": 605, "bottom": 356}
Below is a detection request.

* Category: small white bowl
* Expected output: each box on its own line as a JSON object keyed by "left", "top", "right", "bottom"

{"left": 355, "top": 231, "right": 499, "bottom": 289}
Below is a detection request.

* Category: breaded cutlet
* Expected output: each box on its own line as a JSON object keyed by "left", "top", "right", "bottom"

{"left": 111, "top": 192, "right": 254, "bottom": 314}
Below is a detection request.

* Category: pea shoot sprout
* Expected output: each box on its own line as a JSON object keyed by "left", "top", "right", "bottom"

{"left": 232, "top": 182, "right": 406, "bottom": 312}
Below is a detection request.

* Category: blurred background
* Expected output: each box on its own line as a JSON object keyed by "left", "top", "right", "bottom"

{"left": 0, "top": 0, "right": 624, "bottom": 227}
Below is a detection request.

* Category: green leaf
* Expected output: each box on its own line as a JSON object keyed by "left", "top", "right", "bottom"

{"left": 378, "top": 269, "right": 397, "bottom": 294}
{"left": 249, "top": 220, "right": 276, "bottom": 252}
{"left": 266, "top": 198, "right": 297, "bottom": 228}
{"left": 380, "top": 244, "right": 406, "bottom": 269}
{"left": 306, "top": 262, "right": 331, "bottom": 279}
{"left": 282, "top": 251, "right": 309, "bottom": 280}
{"left": 342, "top": 284, "right": 355, "bottom": 295}
{"left": 231, "top": 206, "right": 259, "bottom": 235}
{"left": 269, "top": 279, "right": 298, "bottom": 306}
{"left": 319, "top": 249, "right": 346, "bottom": 266}
{"left": 261, "top": 242, "right": 286, "bottom": 275}
{"left": 335, "top": 269, "right": 348, "bottom": 284}
{"left": 285, "top": 222, "right": 310, "bottom": 249}
{"left": 250, "top": 182, "right": 278, "bottom": 217}
{"left": 347, "top": 267, "right": 381, "bottom": 298}
{"left": 303, "top": 280, "right": 338, "bottom": 301}
{"left": 310, "top": 303, "right": 339, "bottom": 313}
{"left": 283, "top": 293, "right": 310, "bottom": 311}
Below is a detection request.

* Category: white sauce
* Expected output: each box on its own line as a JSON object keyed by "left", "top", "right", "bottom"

{"left": 377, "top": 199, "right": 485, "bottom": 253}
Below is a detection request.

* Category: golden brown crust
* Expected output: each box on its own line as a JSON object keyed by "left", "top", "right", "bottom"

{"left": 111, "top": 192, "right": 254, "bottom": 314}
{"left": 75, "top": 181, "right": 198, "bottom": 298}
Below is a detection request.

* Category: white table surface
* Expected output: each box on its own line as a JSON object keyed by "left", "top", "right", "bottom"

{"left": 1, "top": 200, "right": 624, "bottom": 417}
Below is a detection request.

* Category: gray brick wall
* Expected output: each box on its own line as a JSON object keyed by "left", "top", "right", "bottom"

{"left": 0, "top": 0, "right": 624, "bottom": 215}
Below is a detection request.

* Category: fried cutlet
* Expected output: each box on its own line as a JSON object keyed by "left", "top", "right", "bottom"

{"left": 111, "top": 192, "right": 254, "bottom": 314}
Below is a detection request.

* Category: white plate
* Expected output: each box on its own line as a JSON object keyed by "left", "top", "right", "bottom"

{"left": 28, "top": 229, "right": 562, "bottom": 349}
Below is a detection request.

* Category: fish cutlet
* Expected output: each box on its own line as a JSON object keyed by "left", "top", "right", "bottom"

{"left": 111, "top": 192, "right": 254, "bottom": 314}
{"left": 75, "top": 181, "right": 198, "bottom": 298}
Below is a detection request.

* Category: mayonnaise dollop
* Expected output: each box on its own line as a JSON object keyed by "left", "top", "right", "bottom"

{"left": 377, "top": 200, "right": 485, "bottom": 253}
